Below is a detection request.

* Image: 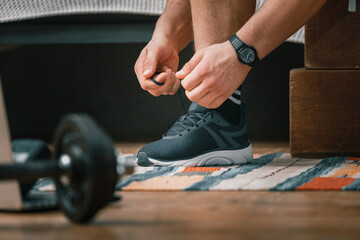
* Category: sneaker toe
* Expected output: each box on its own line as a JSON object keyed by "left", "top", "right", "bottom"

{"left": 137, "top": 152, "right": 154, "bottom": 166}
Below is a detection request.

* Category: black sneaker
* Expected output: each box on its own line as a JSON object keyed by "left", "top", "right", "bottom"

{"left": 137, "top": 102, "right": 253, "bottom": 167}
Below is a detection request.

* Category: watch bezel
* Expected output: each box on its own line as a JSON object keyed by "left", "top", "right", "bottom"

{"left": 238, "top": 47, "right": 256, "bottom": 64}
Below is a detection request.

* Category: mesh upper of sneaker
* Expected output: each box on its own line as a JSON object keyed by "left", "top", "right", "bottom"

{"left": 139, "top": 127, "right": 219, "bottom": 160}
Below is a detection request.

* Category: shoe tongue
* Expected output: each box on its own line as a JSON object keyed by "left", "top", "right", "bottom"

{"left": 188, "top": 102, "right": 208, "bottom": 114}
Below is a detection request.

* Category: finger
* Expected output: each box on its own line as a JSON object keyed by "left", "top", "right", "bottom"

{"left": 180, "top": 62, "right": 205, "bottom": 92}
{"left": 135, "top": 49, "right": 149, "bottom": 89}
{"left": 176, "top": 52, "right": 202, "bottom": 80}
{"left": 160, "top": 67, "right": 180, "bottom": 95}
{"left": 160, "top": 68, "right": 175, "bottom": 94}
{"left": 142, "top": 48, "right": 160, "bottom": 78}
{"left": 197, "top": 92, "right": 219, "bottom": 108}
{"left": 134, "top": 48, "right": 146, "bottom": 74}
{"left": 185, "top": 83, "right": 209, "bottom": 103}
{"left": 170, "top": 75, "right": 181, "bottom": 95}
{"left": 146, "top": 71, "right": 173, "bottom": 96}
{"left": 207, "top": 95, "right": 227, "bottom": 109}
{"left": 148, "top": 89, "right": 162, "bottom": 97}
{"left": 142, "top": 72, "right": 167, "bottom": 90}
{"left": 162, "top": 65, "right": 171, "bottom": 72}
{"left": 163, "top": 67, "right": 179, "bottom": 95}
{"left": 150, "top": 72, "right": 165, "bottom": 86}
{"left": 147, "top": 74, "right": 167, "bottom": 97}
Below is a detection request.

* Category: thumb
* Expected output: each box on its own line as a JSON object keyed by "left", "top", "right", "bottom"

{"left": 142, "top": 49, "right": 160, "bottom": 78}
{"left": 176, "top": 53, "right": 202, "bottom": 80}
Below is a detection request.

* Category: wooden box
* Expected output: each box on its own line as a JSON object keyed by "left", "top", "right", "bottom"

{"left": 305, "top": 0, "right": 360, "bottom": 69}
{"left": 290, "top": 68, "right": 360, "bottom": 158}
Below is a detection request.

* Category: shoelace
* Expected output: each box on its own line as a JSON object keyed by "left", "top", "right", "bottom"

{"left": 151, "top": 73, "right": 186, "bottom": 114}
{"left": 164, "top": 111, "right": 214, "bottom": 137}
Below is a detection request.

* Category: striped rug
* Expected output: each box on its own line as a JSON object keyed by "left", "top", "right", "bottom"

{"left": 116, "top": 153, "right": 360, "bottom": 191}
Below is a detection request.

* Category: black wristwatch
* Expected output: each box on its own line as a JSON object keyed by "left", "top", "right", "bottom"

{"left": 229, "top": 34, "right": 259, "bottom": 67}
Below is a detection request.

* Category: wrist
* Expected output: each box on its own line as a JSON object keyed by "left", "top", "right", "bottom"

{"left": 224, "top": 41, "right": 252, "bottom": 72}
{"left": 235, "top": 22, "right": 266, "bottom": 60}
{"left": 151, "top": 33, "right": 178, "bottom": 50}
{"left": 151, "top": 32, "right": 188, "bottom": 53}
{"left": 228, "top": 34, "right": 260, "bottom": 67}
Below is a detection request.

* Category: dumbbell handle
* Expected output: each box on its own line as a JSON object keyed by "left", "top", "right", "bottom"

{"left": 0, "top": 162, "right": 60, "bottom": 182}
{"left": 0, "top": 153, "right": 134, "bottom": 182}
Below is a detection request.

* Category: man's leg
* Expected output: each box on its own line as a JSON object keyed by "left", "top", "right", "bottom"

{"left": 190, "top": 0, "right": 256, "bottom": 125}
{"left": 191, "top": 0, "right": 256, "bottom": 50}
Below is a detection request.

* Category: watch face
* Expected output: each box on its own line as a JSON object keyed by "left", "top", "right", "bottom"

{"left": 239, "top": 47, "right": 255, "bottom": 64}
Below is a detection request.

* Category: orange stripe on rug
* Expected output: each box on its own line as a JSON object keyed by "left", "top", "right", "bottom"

{"left": 296, "top": 177, "right": 355, "bottom": 190}
{"left": 181, "top": 167, "right": 221, "bottom": 173}
{"left": 348, "top": 157, "right": 360, "bottom": 161}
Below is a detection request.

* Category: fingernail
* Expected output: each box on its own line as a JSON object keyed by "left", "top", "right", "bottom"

{"left": 143, "top": 69, "right": 151, "bottom": 76}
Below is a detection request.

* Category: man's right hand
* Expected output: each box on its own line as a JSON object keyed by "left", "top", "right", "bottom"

{"left": 134, "top": 36, "right": 181, "bottom": 97}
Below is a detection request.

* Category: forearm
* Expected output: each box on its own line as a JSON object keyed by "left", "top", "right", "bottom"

{"left": 236, "top": 0, "right": 327, "bottom": 60}
{"left": 153, "top": 0, "right": 193, "bottom": 52}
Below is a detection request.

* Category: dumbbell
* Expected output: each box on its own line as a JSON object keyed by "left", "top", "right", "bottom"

{"left": 0, "top": 114, "right": 118, "bottom": 223}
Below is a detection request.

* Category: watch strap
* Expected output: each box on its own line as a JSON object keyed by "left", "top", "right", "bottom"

{"left": 229, "top": 34, "right": 244, "bottom": 52}
{"left": 229, "top": 34, "right": 259, "bottom": 67}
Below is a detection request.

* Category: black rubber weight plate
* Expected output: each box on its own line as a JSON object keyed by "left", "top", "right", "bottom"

{"left": 53, "top": 114, "right": 117, "bottom": 223}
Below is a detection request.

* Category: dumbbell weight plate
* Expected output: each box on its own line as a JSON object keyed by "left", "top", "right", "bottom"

{"left": 53, "top": 114, "right": 117, "bottom": 223}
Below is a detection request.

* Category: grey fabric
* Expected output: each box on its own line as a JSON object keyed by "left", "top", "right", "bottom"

{"left": 0, "top": 0, "right": 166, "bottom": 23}
{"left": 0, "top": 0, "right": 303, "bottom": 43}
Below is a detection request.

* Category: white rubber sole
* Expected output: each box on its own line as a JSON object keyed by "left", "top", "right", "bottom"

{"left": 145, "top": 145, "right": 253, "bottom": 167}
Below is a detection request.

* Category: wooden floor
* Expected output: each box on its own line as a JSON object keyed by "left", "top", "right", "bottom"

{"left": 1, "top": 142, "right": 360, "bottom": 240}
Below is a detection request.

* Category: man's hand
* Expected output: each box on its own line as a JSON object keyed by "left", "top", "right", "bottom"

{"left": 134, "top": 36, "right": 181, "bottom": 96}
{"left": 176, "top": 41, "right": 251, "bottom": 109}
